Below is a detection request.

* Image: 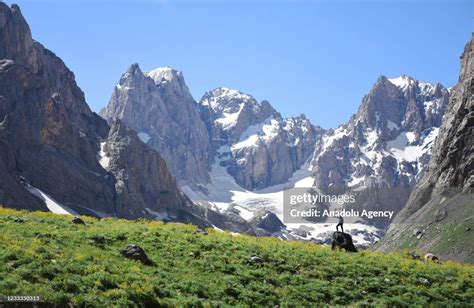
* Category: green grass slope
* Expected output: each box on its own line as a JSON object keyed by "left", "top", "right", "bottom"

{"left": 0, "top": 208, "right": 473, "bottom": 307}
{"left": 376, "top": 193, "right": 474, "bottom": 264}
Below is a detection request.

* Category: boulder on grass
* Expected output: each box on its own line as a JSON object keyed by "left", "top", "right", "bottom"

{"left": 331, "top": 231, "right": 358, "bottom": 252}
{"left": 71, "top": 216, "right": 85, "bottom": 225}
{"left": 120, "top": 244, "right": 153, "bottom": 265}
{"left": 249, "top": 255, "right": 264, "bottom": 264}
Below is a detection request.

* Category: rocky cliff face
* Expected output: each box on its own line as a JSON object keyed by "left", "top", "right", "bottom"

{"left": 103, "top": 68, "right": 323, "bottom": 192}
{"left": 0, "top": 3, "right": 210, "bottom": 226}
{"left": 310, "top": 75, "right": 449, "bottom": 227}
{"left": 0, "top": 3, "right": 113, "bottom": 214}
{"left": 377, "top": 37, "right": 474, "bottom": 263}
{"left": 199, "top": 87, "right": 321, "bottom": 190}
{"left": 199, "top": 87, "right": 278, "bottom": 145}
{"left": 98, "top": 120, "right": 210, "bottom": 226}
{"left": 100, "top": 65, "right": 212, "bottom": 185}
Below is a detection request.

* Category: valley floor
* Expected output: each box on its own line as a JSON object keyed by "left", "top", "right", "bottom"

{"left": 0, "top": 208, "right": 473, "bottom": 306}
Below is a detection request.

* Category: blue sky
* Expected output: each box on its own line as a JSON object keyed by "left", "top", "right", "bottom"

{"left": 11, "top": 0, "right": 472, "bottom": 129}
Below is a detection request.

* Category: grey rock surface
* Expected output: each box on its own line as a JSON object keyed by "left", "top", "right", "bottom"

{"left": 310, "top": 73, "right": 450, "bottom": 228}
{"left": 199, "top": 87, "right": 323, "bottom": 190}
{"left": 103, "top": 68, "right": 324, "bottom": 191}
{"left": 376, "top": 37, "right": 474, "bottom": 263}
{"left": 0, "top": 3, "right": 113, "bottom": 213}
{"left": 120, "top": 244, "right": 153, "bottom": 265}
{"left": 100, "top": 65, "right": 213, "bottom": 186}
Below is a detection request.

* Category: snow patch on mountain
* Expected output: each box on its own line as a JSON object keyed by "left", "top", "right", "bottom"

{"left": 231, "top": 117, "right": 280, "bottom": 150}
{"left": 215, "top": 103, "right": 244, "bottom": 129}
{"left": 388, "top": 75, "right": 416, "bottom": 89}
{"left": 25, "top": 183, "right": 76, "bottom": 215}
{"left": 321, "top": 126, "right": 347, "bottom": 152}
{"left": 146, "top": 67, "right": 181, "bottom": 84}
{"left": 98, "top": 142, "right": 110, "bottom": 169}
{"left": 387, "top": 120, "right": 399, "bottom": 131}
{"left": 137, "top": 132, "right": 151, "bottom": 143}
{"left": 200, "top": 87, "right": 274, "bottom": 134}
{"left": 387, "top": 128, "right": 438, "bottom": 163}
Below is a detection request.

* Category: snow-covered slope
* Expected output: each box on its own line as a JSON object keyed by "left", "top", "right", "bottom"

{"left": 183, "top": 146, "right": 383, "bottom": 248}
{"left": 198, "top": 87, "right": 322, "bottom": 190}
{"left": 25, "top": 183, "right": 76, "bottom": 215}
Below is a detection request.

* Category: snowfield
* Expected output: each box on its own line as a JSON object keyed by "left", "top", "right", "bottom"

{"left": 182, "top": 146, "right": 384, "bottom": 248}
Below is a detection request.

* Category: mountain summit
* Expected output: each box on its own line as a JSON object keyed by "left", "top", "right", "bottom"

{"left": 310, "top": 75, "right": 449, "bottom": 228}
{"left": 101, "top": 64, "right": 213, "bottom": 185}
{"left": 103, "top": 67, "right": 323, "bottom": 191}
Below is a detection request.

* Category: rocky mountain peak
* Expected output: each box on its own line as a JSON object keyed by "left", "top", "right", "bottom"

{"left": 146, "top": 66, "right": 183, "bottom": 84}
{"left": 311, "top": 74, "right": 450, "bottom": 228}
{"left": 377, "top": 37, "right": 473, "bottom": 262}
{"left": 102, "top": 63, "right": 212, "bottom": 185}
{"left": 145, "top": 66, "right": 194, "bottom": 102}
{"left": 352, "top": 75, "right": 449, "bottom": 135}
{"left": 387, "top": 75, "right": 444, "bottom": 96}
{"left": 116, "top": 63, "right": 144, "bottom": 87}
{"left": 0, "top": 2, "right": 36, "bottom": 69}
{"left": 199, "top": 87, "right": 278, "bottom": 143}
{"left": 387, "top": 75, "right": 417, "bottom": 89}
{"left": 201, "top": 87, "right": 262, "bottom": 111}
{"left": 125, "top": 62, "right": 142, "bottom": 76}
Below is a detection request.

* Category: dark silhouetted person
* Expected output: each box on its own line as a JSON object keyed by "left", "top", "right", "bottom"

{"left": 336, "top": 216, "right": 344, "bottom": 233}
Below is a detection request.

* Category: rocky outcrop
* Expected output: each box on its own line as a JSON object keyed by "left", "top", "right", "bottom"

{"left": 0, "top": 3, "right": 211, "bottom": 227}
{"left": 377, "top": 37, "right": 474, "bottom": 263}
{"left": 202, "top": 203, "right": 291, "bottom": 238}
{"left": 100, "top": 65, "right": 212, "bottom": 186}
{"left": 120, "top": 244, "right": 153, "bottom": 265}
{"left": 101, "top": 120, "right": 210, "bottom": 226}
{"left": 228, "top": 114, "right": 318, "bottom": 190}
{"left": 249, "top": 210, "right": 285, "bottom": 234}
{"left": 0, "top": 119, "right": 46, "bottom": 210}
{"left": 310, "top": 74, "right": 449, "bottom": 228}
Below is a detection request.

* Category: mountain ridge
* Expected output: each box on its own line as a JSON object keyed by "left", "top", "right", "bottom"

{"left": 102, "top": 65, "right": 323, "bottom": 191}
{"left": 101, "top": 58, "right": 451, "bottom": 247}
{"left": 376, "top": 36, "right": 474, "bottom": 263}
